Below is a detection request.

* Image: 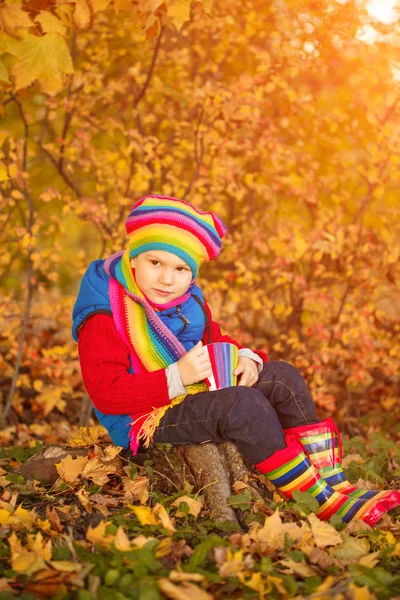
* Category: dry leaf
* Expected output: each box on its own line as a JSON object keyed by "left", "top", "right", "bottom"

{"left": 86, "top": 520, "right": 114, "bottom": 547}
{"left": 76, "top": 488, "right": 93, "bottom": 513}
{"left": 56, "top": 455, "right": 88, "bottom": 483}
{"left": 279, "top": 558, "right": 317, "bottom": 578}
{"left": 158, "top": 579, "right": 213, "bottom": 600}
{"left": 81, "top": 457, "right": 118, "bottom": 485}
{"left": 154, "top": 503, "right": 176, "bottom": 534}
{"left": 130, "top": 505, "right": 158, "bottom": 526}
{"left": 122, "top": 476, "right": 149, "bottom": 504}
{"left": 169, "top": 570, "right": 205, "bottom": 583}
{"left": 307, "top": 513, "right": 342, "bottom": 548}
{"left": 114, "top": 526, "right": 132, "bottom": 552}
{"left": 67, "top": 426, "right": 108, "bottom": 447}
{"left": 172, "top": 495, "right": 203, "bottom": 518}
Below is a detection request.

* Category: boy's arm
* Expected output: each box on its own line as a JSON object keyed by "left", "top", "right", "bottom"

{"left": 78, "top": 313, "right": 173, "bottom": 415}
{"left": 202, "top": 301, "right": 268, "bottom": 363}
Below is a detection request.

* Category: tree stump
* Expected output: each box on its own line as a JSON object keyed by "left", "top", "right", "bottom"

{"left": 14, "top": 442, "right": 272, "bottom": 526}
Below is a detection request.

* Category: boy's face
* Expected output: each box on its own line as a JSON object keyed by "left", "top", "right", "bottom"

{"left": 131, "top": 250, "right": 193, "bottom": 304}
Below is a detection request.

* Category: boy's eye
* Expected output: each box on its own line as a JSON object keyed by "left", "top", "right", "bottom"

{"left": 177, "top": 267, "right": 187, "bottom": 272}
{"left": 151, "top": 260, "right": 160, "bottom": 266}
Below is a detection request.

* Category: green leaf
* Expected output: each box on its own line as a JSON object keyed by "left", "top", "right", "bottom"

{"left": 227, "top": 489, "right": 252, "bottom": 511}
{"left": 292, "top": 490, "right": 319, "bottom": 514}
{"left": 187, "top": 534, "right": 227, "bottom": 570}
{"left": 137, "top": 579, "right": 163, "bottom": 600}
{"left": 334, "top": 534, "right": 370, "bottom": 561}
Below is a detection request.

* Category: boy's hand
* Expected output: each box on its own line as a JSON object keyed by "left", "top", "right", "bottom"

{"left": 177, "top": 341, "right": 212, "bottom": 386}
{"left": 234, "top": 356, "right": 259, "bottom": 387}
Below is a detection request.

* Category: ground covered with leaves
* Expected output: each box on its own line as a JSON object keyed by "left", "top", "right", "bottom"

{"left": 0, "top": 423, "right": 398, "bottom": 600}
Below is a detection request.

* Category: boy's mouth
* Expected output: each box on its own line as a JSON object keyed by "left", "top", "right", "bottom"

{"left": 154, "top": 289, "right": 173, "bottom": 296}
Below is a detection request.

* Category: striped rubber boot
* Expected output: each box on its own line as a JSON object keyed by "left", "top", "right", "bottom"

{"left": 255, "top": 435, "right": 387, "bottom": 526}
{"left": 284, "top": 419, "right": 400, "bottom": 511}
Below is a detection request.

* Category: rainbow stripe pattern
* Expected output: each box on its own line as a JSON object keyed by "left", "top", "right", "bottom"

{"left": 284, "top": 419, "right": 400, "bottom": 511}
{"left": 125, "top": 195, "right": 227, "bottom": 277}
{"left": 204, "top": 343, "right": 238, "bottom": 391}
{"left": 256, "top": 436, "right": 386, "bottom": 526}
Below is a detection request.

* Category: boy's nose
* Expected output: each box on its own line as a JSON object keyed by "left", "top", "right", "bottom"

{"left": 159, "top": 270, "right": 174, "bottom": 286}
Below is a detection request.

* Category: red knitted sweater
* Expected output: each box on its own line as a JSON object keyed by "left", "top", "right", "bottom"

{"left": 78, "top": 302, "right": 268, "bottom": 416}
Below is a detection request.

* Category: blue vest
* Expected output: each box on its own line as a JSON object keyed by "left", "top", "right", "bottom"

{"left": 72, "top": 259, "right": 207, "bottom": 448}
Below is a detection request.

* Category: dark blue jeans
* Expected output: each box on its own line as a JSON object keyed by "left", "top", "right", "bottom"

{"left": 153, "top": 361, "right": 319, "bottom": 464}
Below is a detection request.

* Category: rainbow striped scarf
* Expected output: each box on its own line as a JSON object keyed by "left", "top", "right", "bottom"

{"left": 104, "top": 250, "right": 207, "bottom": 454}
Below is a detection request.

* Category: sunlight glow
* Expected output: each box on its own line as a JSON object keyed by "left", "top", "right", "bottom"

{"left": 366, "top": 0, "right": 398, "bottom": 24}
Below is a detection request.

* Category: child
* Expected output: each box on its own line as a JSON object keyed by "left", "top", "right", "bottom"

{"left": 73, "top": 195, "right": 400, "bottom": 525}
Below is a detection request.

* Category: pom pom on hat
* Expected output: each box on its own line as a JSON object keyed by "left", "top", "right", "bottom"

{"left": 125, "top": 195, "right": 227, "bottom": 276}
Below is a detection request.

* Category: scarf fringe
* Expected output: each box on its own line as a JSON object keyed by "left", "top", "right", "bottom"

{"left": 130, "top": 382, "right": 208, "bottom": 453}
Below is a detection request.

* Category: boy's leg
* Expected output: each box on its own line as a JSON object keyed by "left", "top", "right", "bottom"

{"left": 152, "top": 386, "right": 286, "bottom": 464}
{"left": 252, "top": 360, "right": 319, "bottom": 429}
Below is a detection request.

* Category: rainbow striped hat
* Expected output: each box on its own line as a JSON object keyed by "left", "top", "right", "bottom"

{"left": 125, "top": 195, "right": 227, "bottom": 276}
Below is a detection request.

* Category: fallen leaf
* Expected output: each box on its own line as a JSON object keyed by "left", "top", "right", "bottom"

{"left": 67, "top": 426, "right": 108, "bottom": 447}
{"left": 122, "top": 475, "right": 149, "bottom": 504}
{"left": 307, "top": 513, "right": 342, "bottom": 548}
{"left": 76, "top": 488, "right": 93, "bottom": 513}
{"left": 158, "top": 578, "right": 213, "bottom": 600}
{"left": 334, "top": 534, "right": 370, "bottom": 560}
{"left": 279, "top": 557, "right": 317, "bottom": 578}
{"left": 56, "top": 455, "right": 88, "bottom": 483}
{"left": 81, "top": 457, "right": 118, "bottom": 485}
{"left": 358, "top": 551, "right": 380, "bottom": 568}
{"left": 154, "top": 503, "right": 175, "bottom": 534}
{"left": 86, "top": 520, "right": 114, "bottom": 547}
{"left": 169, "top": 571, "right": 205, "bottom": 583}
{"left": 172, "top": 495, "right": 203, "bottom": 518}
{"left": 130, "top": 505, "right": 158, "bottom": 526}
{"left": 114, "top": 526, "right": 132, "bottom": 552}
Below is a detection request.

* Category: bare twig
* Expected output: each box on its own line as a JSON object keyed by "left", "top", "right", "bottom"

{"left": 1, "top": 187, "right": 35, "bottom": 427}
{"left": 134, "top": 26, "right": 164, "bottom": 108}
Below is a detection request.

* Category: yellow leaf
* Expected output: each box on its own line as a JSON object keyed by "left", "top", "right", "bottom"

{"left": 81, "top": 457, "right": 118, "bottom": 485}
{"left": 348, "top": 582, "right": 374, "bottom": 600}
{"left": 279, "top": 558, "right": 317, "bottom": 578}
{"left": 251, "top": 509, "right": 309, "bottom": 552}
{"left": 12, "top": 33, "right": 74, "bottom": 96}
{"left": 66, "top": 425, "right": 108, "bottom": 447}
{"left": 86, "top": 520, "right": 114, "bottom": 547}
{"left": 172, "top": 495, "right": 203, "bottom": 518}
{"left": 154, "top": 503, "right": 175, "bottom": 534}
{"left": 0, "top": 3, "right": 32, "bottom": 35}
{"left": 35, "top": 387, "right": 66, "bottom": 416}
{"left": 156, "top": 538, "right": 172, "bottom": 558}
{"left": 0, "top": 57, "right": 9, "bottom": 83}
{"left": 11, "top": 504, "right": 34, "bottom": 528}
{"left": 158, "top": 579, "right": 213, "bottom": 600}
{"left": 35, "top": 11, "right": 66, "bottom": 36}
{"left": 131, "top": 534, "right": 156, "bottom": 548}
{"left": 56, "top": 454, "right": 88, "bottom": 483}
{"left": 76, "top": 488, "right": 92, "bottom": 513}
{"left": 122, "top": 475, "right": 149, "bottom": 504}
{"left": 307, "top": 513, "right": 342, "bottom": 548}
{"left": 9, "top": 532, "right": 47, "bottom": 575}
{"left": 0, "top": 162, "right": 8, "bottom": 182}
{"left": 168, "top": 0, "right": 191, "bottom": 30}
{"left": 27, "top": 532, "right": 52, "bottom": 562}
{"left": 91, "top": 0, "right": 112, "bottom": 11}
{"left": 359, "top": 551, "right": 380, "bottom": 568}
{"left": 114, "top": 526, "right": 132, "bottom": 552}
{"left": 0, "top": 509, "right": 10, "bottom": 524}
{"left": 72, "top": 0, "right": 93, "bottom": 31}
{"left": 102, "top": 445, "right": 122, "bottom": 461}
{"left": 130, "top": 505, "right": 158, "bottom": 526}
{"left": 169, "top": 571, "right": 205, "bottom": 583}
{"left": 48, "top": 560, "right": 82, "bottom": 573}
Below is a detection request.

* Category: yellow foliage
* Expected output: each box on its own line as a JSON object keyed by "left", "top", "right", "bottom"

{"left": 56, "top": 454, "right": 89, "bottom": 483}
{"left": 12, "top": 33, "right": 74, "bottom": 95}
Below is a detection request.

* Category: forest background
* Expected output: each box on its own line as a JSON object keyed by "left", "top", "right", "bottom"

{"left": 0, "top": 0, "right": 400, "bottom": 598}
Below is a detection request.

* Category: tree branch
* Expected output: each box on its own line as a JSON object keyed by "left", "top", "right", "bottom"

{"left": 133, "top": 26, "right": 164, "bottom": 108}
